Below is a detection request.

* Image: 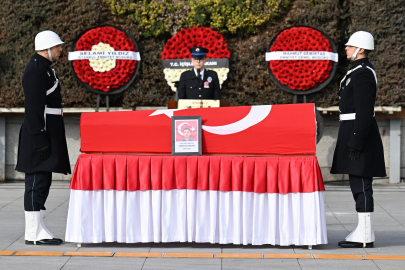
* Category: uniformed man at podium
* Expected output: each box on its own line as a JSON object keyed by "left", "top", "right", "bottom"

{"left": 177, "top": 47, "right": 221, "bottom": 100}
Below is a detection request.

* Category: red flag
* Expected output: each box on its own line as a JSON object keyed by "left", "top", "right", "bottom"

{"left": 80, "top": 104, "right": 316, "bottom": 155}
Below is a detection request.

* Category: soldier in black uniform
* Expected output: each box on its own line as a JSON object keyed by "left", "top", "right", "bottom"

{"left": 331, "top": 31, "right": 386, "bottom": 248}
{"left": 16, "top": 30, "right": 71, "bottom": 245}
{"left": 177, "top": 47, "right": 221, "bottom": 100}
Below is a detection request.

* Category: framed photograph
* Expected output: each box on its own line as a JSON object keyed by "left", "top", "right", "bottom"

{"left": 171, "top": 116, "right": 202, "bottom": 155}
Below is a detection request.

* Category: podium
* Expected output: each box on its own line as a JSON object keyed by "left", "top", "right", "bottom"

{"left": 167, "top": 100, "right": 230, "bottom": 109}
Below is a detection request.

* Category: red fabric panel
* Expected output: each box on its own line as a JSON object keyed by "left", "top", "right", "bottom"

{"left": 174, "top": 156, "right": 187, "bottom": 189}
{"left": 254, "top": 158, "right": 266, "bottom": 193}
{"left": 266, "top": 158, "right": 278, "bottom": 193}
{"left": 278, "top": 158, "right": 291, "bottom": 193}
{"left": 115, "top": 156, "right": 127, "bottom": 190}
{"left": 186, "top": 156, "right": 198, "bottom": 190}
{"left": 162, "top": 156, "right": 174, "bottom": 190}
{"left": 315, "top": 160, "right": 325, "bottom": 191}
{"left": 139, "top": 157, "right": 151, "bottom": 190}
{"left": 127, "top": 156, "right": 139, "bottom": 191}
{"left": 290, "top": 157, "right": 302, "bottom": 193}
{"left": 151, "top": 156, "right": 162, "bottom": 190}
{"left": 301, "top": 157, "right": 315, "bottom": 193}
{"left": 197, "top": 157, "right": 210, "bottom": 191}
{"left": 80, "top": 104, "right": 316, "bottom": 155}
{"left": 70, "top": 154, "right": 325, "bottom": 194}
{"left": 243, "top": 158, "right": 254, "bottom": 192}
{"left": 231, "top": 158, "right": 243, "bottom": 191}
{"left": 102, "top": 155, "right": 116, "bottom": 190}
{"left": 209, "top": 156, "right": 220, "bottom": 191}
{"left": 77, "top": 156, "right": 91, "bottom": 190}
{"left": 90, "top": 155, "right": 103, "bottom": 190}
{"left": 219, "top": 157, "right": 232, "bottom": 192}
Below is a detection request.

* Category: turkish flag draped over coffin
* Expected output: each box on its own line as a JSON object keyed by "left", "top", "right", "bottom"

{"left": 80, "top": 103, "right": 316, "bottom": 155}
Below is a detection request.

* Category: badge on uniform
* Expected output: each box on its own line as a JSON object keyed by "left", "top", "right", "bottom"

{"left": 207, "top": 76, "right": 212, "bottom": 83}
{"left": 346, "top": 78, "right": 351, "bottom": 86}
{"left": 204, "top": 81, "right": 209, "bottom": 88}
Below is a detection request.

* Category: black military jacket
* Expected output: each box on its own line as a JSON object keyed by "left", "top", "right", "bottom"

{"left": 331, "top": 58, "right": 386, "bottom": 177}
{"left": 16, "top": 54, "right": 71, "bottom": 174}
{"left": 177, "top": 69, "right": 221, "bottom": 100}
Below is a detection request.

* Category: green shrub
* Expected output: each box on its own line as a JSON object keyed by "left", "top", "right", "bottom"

{"left": 185, "top": 0, "right": 289, "bottom": 34}
{"left": 103, "top": 0, "right": 289, "bottom": 38}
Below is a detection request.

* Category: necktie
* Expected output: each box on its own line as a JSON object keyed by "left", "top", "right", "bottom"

{"left": 197, "top": 69, "right": 202, "bottom": 86}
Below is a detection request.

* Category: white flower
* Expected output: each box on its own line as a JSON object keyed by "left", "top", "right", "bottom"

{"left": 89, "top": 42, "right": 116, "bottom": 73}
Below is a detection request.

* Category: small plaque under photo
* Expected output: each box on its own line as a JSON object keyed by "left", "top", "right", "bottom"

{"left": 171, "top": 116, "right": 202, "bottom": 156}
{"left": 177, "top": 99, "right": 220, "bottom": 109}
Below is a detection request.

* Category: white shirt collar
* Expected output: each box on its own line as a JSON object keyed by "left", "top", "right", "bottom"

{"left": 194, "top": 68, "right": 204, "bottom": 79}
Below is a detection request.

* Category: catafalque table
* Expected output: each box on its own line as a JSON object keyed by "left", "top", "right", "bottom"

{"left": 65, "top": 104, "right": 328, "bottom": 247}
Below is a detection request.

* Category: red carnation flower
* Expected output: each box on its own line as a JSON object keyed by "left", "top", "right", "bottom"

{"left": 161, "top": 26, "right": 230, "bottom": 60}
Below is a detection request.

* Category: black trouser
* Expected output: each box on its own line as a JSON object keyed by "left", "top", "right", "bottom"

{"left": 24, "top": 172, "right": 52, "bottom": 211}
{"left": 349, "top": 174, "right": 373, "bottom": 212}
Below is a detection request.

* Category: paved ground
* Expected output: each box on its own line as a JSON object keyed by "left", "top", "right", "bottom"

{"left": 1, "top": 181, "right": 405, "bottom": 270}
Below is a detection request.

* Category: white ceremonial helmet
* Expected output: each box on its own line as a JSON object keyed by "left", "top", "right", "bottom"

{"left": 35, "top": 30, "right": 64, "bottom": 51}
{"left": 345, "top": 31, "right": 374, "bottom": 61}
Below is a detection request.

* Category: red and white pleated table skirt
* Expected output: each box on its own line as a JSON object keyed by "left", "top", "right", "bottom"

{"left": 65, "top": 154, "right": 328, "bottom": 246}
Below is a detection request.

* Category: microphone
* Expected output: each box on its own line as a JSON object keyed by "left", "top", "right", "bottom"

{"left": 172, "top": 68, "right": 202, "bottom": 87}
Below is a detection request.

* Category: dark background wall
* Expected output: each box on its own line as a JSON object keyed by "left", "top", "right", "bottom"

{"left": 0, "top": 0, "right": 404, "bottom": 108}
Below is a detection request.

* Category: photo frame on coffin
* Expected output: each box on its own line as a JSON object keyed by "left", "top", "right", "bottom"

{"left": 171, "top": 116, "right": 202, "bottom": 156}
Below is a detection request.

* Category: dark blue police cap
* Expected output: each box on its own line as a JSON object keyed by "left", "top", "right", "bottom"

{"left": 190, "top": 47, "right": 209, "bottom": 59}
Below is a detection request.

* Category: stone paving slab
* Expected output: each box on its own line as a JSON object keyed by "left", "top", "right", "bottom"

{"left": 221, "top": 258, "right": 300, "bottom": 270}
{"left": 142, "top": 258, "right": 221, "bottom": 270}
{"left": 61, "top": 257, "right": 146, "bottom": 270}
{"left": 297, "top": 259, "right": 380, "bottom": 270}
{"left": 372, "top": 260, "right": 405, "bottom": 270}
{"left": 0, "top": 256, "right": 70, "bottom": 270}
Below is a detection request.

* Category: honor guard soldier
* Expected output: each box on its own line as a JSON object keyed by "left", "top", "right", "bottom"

{"left": 331, "top": 31, "right": 386, "bottom": 248}
{"left": 177, "top": 47, "right": 221, "bottom": 100}
{"left": 16, "top": 30, "right": 71, "bottom": 245}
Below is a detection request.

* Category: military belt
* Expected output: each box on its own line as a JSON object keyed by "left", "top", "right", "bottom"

{"left": 339, "top": 112, "right": 375, "bottom": 121}
{"left": 339, "top": 113, "right": 356, "bottom": 121}
{"left": 45, "top": 107, "right": 63, "bottom": 116}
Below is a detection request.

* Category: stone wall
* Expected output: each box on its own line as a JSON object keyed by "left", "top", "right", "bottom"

{"left": 1, "top": 114, "right": 402, "bottom": 182}
{"left": 5, "top": 117, "right": 80, "bottom": 181}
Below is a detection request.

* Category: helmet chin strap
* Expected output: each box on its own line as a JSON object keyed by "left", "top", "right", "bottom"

{"left": 47, "top": 48, "right": 53, "bottom": 62}
{"left": 351, "top": 47, "right": 361, "bottom": 61}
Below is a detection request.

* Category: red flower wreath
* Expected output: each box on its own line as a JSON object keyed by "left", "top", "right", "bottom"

{"left": 269, "top": 27, "right": 333, "bottom": 90}
{"left": 72, "top": 26, "right": 137, "bottom": 92}
{"left": 161, "top": 26, "right": 230, "bottom": 59}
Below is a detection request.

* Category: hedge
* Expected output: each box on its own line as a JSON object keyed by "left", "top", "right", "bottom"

{"left": 0, "top": 0, "right": 404, "bottom": 108}
{"left": 104, "top": 0, "right": 289, "bottom": 38}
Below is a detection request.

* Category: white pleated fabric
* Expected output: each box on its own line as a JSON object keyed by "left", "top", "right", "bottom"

{"left": 65, "top": 190, "right": 327, "bottom": 246}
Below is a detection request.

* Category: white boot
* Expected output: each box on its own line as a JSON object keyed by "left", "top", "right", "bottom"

{"left": 25, "top": 211, "right": 53, "bottom": 244}
{"left": 346, "top": 212, "right": 375, "bottom": 247}
{"left": 40, "top": 210, "right": 55, "bottom": 239}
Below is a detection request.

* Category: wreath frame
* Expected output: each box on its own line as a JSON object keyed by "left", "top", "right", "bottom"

{"left": 69, "top": 24, "right": 141, "bottom": 96}
{"left": 266, "top": 25, "right": 338, "bottom": 95}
